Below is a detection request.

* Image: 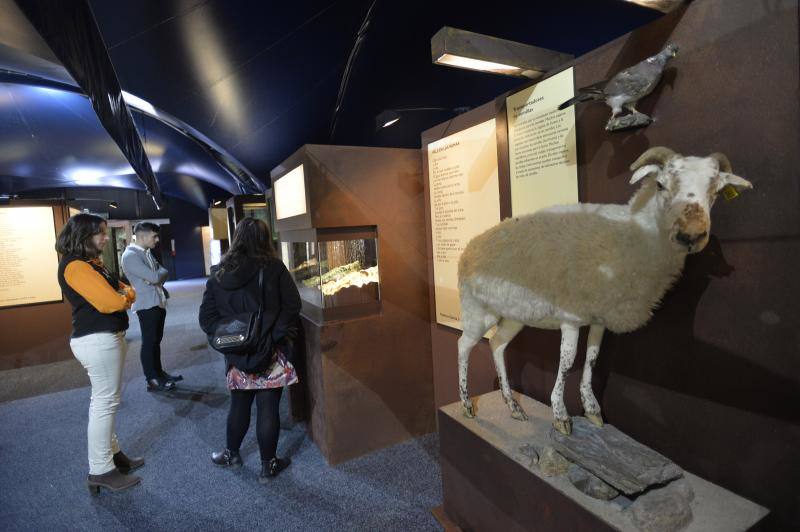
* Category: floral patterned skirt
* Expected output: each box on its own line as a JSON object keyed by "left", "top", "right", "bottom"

{"left": 226, "top": 346, "right": 299, "bottom": 390}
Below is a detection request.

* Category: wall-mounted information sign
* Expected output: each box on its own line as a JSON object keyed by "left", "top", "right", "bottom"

{"left": 427, "top": 119, "right": 500, "bottom": 330}
{"left": 0, "top": 207, "right": 62, "bottom": 308}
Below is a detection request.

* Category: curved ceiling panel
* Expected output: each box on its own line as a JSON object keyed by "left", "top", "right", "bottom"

{"left": 91, "top": 0, "right": 368, "bottom": 177}
{"left": 0, "top": 81, "right": 241, "bottom": 206}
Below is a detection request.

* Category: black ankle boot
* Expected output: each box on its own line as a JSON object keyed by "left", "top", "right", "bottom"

{"left": 211, "top": 448, "right": 242, "bottom": 468}
{"left": 259, "top": 456, "right": 290, "bottom": 483}
{"left": 113, "top": 451, "right": 145, "bottom": 474}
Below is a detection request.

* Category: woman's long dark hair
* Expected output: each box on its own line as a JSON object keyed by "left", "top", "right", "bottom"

{"left": 217, "top": 217, "right": 275, "bottom": 276}
{"left": 55, "top": 213, "right": 107, "bottom": 259}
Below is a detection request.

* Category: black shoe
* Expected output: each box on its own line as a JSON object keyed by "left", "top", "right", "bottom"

{"left": 211, "top": 449, "right": 242, "bottom": 469}
{"left": 259, "top": 457, "right": 291, "bottom": 483}
{"left": 87, "top": 468, "right": 141, "bottom": 495}
{"left": 113, "top": 451, "right": 145, "bottom": 474}
{"left": 146, "top": 377, "right": 176, "bottom": 392}
{"left": 160, "top": 371, "right": 183, "bottom": 382}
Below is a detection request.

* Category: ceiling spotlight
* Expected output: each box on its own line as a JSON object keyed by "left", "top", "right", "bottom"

{"left": 431, "top": 27, "right": 572, "bottom": 79}
{"left": 375, "top": 107, "right": 471, "bottom": 130}
{"left": 377, "top": 110, "right": 401, "bottom": 130}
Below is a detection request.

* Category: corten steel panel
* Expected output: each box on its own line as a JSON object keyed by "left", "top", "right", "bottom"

{"left": 423, "top": 1, "right": 800, "bottom": 528}
{"left": 299, "top": 316, "right": 328, "bottom": 454}
{"left": 276, "top": 145, "right": 435, "bottom": 465}
{"left": 0, "top": 202, "right": 73, "bottom": 369}
{"left": 439, "top": 411, "right": 613, "bottom": 532}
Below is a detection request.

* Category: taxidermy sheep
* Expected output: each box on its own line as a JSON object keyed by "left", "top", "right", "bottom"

{"left": 457, "top": 147, "right": 752, "bottom": 435}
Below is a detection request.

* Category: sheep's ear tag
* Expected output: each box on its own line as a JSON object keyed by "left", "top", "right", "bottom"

{"left": 722, "top": 184, "right": 739, "bottom": 201}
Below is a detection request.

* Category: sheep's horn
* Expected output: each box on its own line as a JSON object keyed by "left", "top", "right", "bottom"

{"left": 709, "top": 152, "right": 732, "bottom": 173}
{"left": 630, "top": 147, "right": 677, "bottom": 171}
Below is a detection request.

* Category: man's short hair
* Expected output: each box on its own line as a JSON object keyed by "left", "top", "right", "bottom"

{"left": 134, "top": 222, "right": 160, "bottom": 235}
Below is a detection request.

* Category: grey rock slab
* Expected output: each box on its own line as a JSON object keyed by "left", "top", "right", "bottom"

{"left": 670, "top": 478, "right": 695, "bottom": 503}
{"left": 629, "top": 485, "right": 694, "bottom": 532}
{"left": 539, "top": 446, "right": 570, "bottom": 477}
{"left": 550, "top": 417, "right": 683, "bottom": 495}
{"left": 611, "top": 494, "right": 635, "bottom": 511}
{"left": 517, "top": 443, "right": 540, "bottom": 469}
{"left": 606, "top": 112, "right": 653, "bottom": 131}
{"left": 568, "top": 464, "right": 620, "bottom": 500}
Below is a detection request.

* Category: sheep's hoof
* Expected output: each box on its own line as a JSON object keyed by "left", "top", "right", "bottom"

{"left": 462, "top": 402, "right": 476, "bottom": 419}
{"left": 510, "top": 401, "right": 528, "bottom": 421}
{"left": 585, "top": 412, "right": 604, "bottom": 427}
{"left": 553, "top": 418, "right": 572, "bottom": 435}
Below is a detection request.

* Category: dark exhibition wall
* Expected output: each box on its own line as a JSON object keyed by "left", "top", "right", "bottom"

{"left": 422, "top": 1, "right": 799, "bottom": 529}
{"left": 169, "top": 198, "right": 208, "bottom": 280}
{"left": 0, "top": 201, "right": 72, "bottom": 370}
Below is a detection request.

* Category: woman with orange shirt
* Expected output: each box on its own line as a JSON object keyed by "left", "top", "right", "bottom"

{"left": 56, "top": 213, "right": 143, "bottom": 494}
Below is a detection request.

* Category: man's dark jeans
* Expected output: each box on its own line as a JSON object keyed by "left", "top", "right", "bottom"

{"left": 137, "top": 306, "right": 166, "bottom": 380}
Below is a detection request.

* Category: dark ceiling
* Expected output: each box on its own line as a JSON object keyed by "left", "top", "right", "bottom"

{"left": 0, "top": 0, "right": 660, "bottom": 208}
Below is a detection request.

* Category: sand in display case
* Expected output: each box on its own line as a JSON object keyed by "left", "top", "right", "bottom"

{"left": 281, "top": 226, "right": 380, "bottom": 323}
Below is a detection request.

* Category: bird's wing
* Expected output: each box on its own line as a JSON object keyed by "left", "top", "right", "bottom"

{"left": 576, "top": 79, "right": 608, "bottom": 95}
{"left": 604, "top": 64, "right": 658, "bottom": 97}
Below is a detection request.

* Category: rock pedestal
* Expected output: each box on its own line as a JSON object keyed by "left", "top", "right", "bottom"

{"left": 438, "top": 391, "right": 768, "bottom": 532}
{"left": 549, "top": 417, "right": 683, "bottom": 495}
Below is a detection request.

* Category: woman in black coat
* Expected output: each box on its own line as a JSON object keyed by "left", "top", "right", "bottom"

{"left": 199, "top": 217, "right": 301, "bottom": 482}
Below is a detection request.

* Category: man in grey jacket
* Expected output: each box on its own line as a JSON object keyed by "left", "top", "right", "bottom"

{"left": 121, "top": 222, "right": 182, "bottom": 391}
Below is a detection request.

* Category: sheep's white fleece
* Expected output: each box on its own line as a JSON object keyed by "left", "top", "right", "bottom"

{"left": 457, "top": 183, "right": 685, "bottom": 334}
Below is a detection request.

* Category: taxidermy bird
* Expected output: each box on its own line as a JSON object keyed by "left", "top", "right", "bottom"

{"left": 558, "top": 43, "right": 678, "bottom": 131}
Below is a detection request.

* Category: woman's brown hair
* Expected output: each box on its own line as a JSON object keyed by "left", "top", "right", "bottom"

{"left": 217, "top": 217, "right": 275, "bottom": 275}
{"left": 55, "top": 213, "right": 107, "bottom": 259}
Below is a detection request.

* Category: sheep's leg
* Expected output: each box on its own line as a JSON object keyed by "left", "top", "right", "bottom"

{"left": 551, "top": 323, "right": 580, "bottom": 435}
{"left": 458, "top": 292, "right": 497, "bottom": 418}
{"left": 580, "top": 324, "right": 605, "bottom": 427}
{"left": 489, "top": 319, "right": 526, "bottom": 420}
{"left": 458, "top": 333, "right": 481, "bottom": 418}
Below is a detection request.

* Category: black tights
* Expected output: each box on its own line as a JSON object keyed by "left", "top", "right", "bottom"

{"left": 226, "top": 388, "right": 283, "bottom": 461}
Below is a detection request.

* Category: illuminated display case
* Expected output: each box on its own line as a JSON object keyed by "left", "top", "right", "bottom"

{"left": 270, "top": 144, "right": 434, "bottom": 465}
{"left": 281, "top": 226, "right": 380, "bottom": 323}
{"left": 223, "top": 193, "right": 276, "bottom": 244}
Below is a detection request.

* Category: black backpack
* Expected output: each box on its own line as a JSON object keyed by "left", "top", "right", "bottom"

{"left": 210, "top": 268, "right": 277, "bottom": 373}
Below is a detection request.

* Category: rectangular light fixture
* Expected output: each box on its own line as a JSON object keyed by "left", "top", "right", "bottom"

{"left": 432, "top": 27, "right": 572, "bottom": 79}
{"left": 623, "top": 0, "right": 686, "bottom": 13}
{"left": 435, "top": 53, "right": 523, "bottom": 76}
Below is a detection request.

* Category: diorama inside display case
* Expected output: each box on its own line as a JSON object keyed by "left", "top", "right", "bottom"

{"left": 282, "top": 226, "right": 380, "bottom": 323}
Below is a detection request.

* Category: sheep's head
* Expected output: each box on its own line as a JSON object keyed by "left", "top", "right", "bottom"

{"left": 630, "top": 147, "right": 753, "bottom": 254}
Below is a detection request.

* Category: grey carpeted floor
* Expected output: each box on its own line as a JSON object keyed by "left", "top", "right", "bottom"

{"left": 0, "top": 279, "right": 443, "bottom": 531}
